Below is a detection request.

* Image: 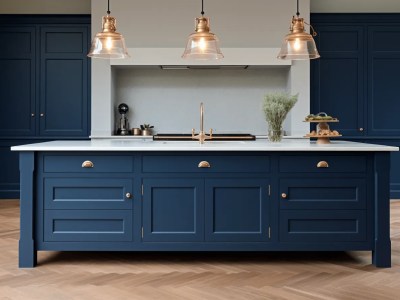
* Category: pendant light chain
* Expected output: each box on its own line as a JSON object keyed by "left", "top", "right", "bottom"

{"left": 107, "top": 0, "right": 111, "bottom": 14}
{"left": 296, "top": 0, "right": 300, "bottom": 17}
{"left": 201, "top": 0, "right": 204, "bottom": 16}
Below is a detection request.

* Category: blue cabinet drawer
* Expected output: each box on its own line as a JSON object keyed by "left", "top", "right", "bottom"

{"left": 43, "top": 154, "right": 134, "bottom": 173}
{"left": 44, "top": 178, "right": 134, "bottom": 209}
{"left": 280, "top": 178, "right": 367, "bottom": 209}
{"left": 280, "top": 210, "right": 367, "bottom": 242}
{"left": 279, "top": 155, "right": 367, "bottom": 173}
{"left": 142, "top": 155, "right": 270, "bottom": 173}
{"left": 44, "top": 210, "right": 133, "bottom": 242}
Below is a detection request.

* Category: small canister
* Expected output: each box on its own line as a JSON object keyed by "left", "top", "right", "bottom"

{"left": 132, "top": 128, "right": 142, "bottom": 135}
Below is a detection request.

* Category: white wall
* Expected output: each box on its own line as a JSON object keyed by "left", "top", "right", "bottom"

{"left": 91, "top": 0, "right": 311, "bottom": 137}
{"left": 0, "top": 0, "right": 90, "bottom": 14}
{"left": 311, "top": 0, "right": 400, "bottom": 13}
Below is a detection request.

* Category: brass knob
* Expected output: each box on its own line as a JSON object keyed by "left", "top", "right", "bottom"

{"left": 40, "top": 113, "right": 44, "bottom": 117}
{"left": 126, "top": 192, "right": 132, "bottom": 199}
{"left": 81, "top": 160, "right": 94, "bottom": 168}
{"left": 281, "top": 193, "right": 287, "bottom": 199}
{"left": 317, "top": 161, "right": 329, "bottom": 168}
{"left": 359, "top": 128, "right": 364, "bottom": 132}
{"left": 198, "top": 161, "right": 211, "bottom": 168}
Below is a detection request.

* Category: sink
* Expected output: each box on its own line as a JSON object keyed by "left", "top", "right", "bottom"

{"left": 153, "top": 133, "right": 256, "bottom": 141}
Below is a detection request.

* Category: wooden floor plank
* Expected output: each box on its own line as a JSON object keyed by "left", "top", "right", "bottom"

{"left": 0, "top": 200, "right": 399, "bottom": 300}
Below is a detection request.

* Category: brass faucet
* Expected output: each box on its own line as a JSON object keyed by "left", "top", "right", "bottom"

{"left": 192, "top": 102, "right": 213, "bottom": 144}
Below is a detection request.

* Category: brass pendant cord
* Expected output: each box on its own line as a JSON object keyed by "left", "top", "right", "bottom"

{"left": 296, "top": 0, "right": 300, "bottom": 17}
{"left": 107, "top": 0, "right": 111, "bottom": 14}
{"left": 201, "top": 0, "right": 204, "bottom": 16}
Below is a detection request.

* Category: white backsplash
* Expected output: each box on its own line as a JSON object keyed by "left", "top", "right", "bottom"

{"left": 114, "top": 68, "right": 289, "bottom": 135}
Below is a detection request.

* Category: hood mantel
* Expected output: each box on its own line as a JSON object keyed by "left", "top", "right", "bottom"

{"left": 110, "top": 48, "right": 291, "bottom": 67}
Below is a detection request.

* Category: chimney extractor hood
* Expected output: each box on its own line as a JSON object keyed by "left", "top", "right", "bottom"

{"left": 160, "top": 65, "right": 249, "bottom": 70}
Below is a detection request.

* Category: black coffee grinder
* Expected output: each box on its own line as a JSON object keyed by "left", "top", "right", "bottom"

{"left": 116, "top": 103, "right": 130, "bottom": 135}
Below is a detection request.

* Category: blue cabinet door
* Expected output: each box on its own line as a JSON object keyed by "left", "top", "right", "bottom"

{"left": 205, "top": 178, "right": 270, "bottom": 242}
{"left": 0, "top": 27, "right": 36, "bottom": 137}
{"left": 44, "top": 178, "right": 134, "bottom": 210}
{"left": 279, "top": 178, "right": 367, "bottom": 210}
{"left": 280, "top": 210, "right": 367, "bottom": 242}
{"left": 311, "top": 25, "right": 365, "bottom": 136}
{"left": 367, "top": 26, "right": 400, "bottom": 137}
{"left": 39, "top": 26, "right": 89, "bottom": 137}
{"left": 44, "top": 210, "right": 133, "bottom": 242}
{"left": 142, "top": 178, "right": 204, "bottom": 242}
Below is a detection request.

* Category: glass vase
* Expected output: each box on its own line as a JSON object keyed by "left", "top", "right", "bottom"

{"left": 268, "top": 128, "right": 283, "bottom": 142}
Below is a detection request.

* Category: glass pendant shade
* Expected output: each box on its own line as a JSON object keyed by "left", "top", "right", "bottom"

{"left": 182, "top": 17, "right": 223, "bottom": 60}
{"left": 277, "top": 16, "right": 320, "bottom": 60}
{"left": 88, "top": 15, "right": 130, "bottom": 59}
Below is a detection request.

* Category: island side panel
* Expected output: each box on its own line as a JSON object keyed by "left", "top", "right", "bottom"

{"left": 19, "top": 151, "right": 37, "bottom": 268}
{"left": 373, "top": 152, "right": 391, "bottom": 268}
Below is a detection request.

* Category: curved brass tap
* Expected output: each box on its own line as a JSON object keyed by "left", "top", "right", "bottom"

{"left": 192, "top": 102, "right": 213, "bottom": 144}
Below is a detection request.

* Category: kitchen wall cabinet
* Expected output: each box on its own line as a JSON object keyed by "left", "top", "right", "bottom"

{"left": 0, "top": 15, "right": 91, "bottom": 198}
{"left": 311, "top": 13, "right": 400, "bottom": 198}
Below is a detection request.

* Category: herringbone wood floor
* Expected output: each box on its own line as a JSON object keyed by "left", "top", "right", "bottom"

{"left": 0, "top": 200, "right": 399, "bottom": 300}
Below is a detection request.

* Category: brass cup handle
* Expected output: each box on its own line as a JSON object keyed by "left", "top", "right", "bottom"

{"left": 317, "top": 161, "right": 329, "bottom": 168}
{"left": 198, "top": 161, "right": 211, "bottom": 168}
{"left": 125, "top": 192, "right": 132, "bottom": 199}
{"left": 281, "top": 193, "right": 287, "bottom": 199}
{"left": 81, "top": 160, "right": 94, "bottom": 168}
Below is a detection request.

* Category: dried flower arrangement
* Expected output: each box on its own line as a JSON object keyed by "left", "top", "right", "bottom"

{"left": 263, "top": 92, "right": 298, "bottom": 142}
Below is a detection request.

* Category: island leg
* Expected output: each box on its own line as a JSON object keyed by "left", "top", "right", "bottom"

{"left": 19, "top": 152, "right": 36, "bottom": 268}
{"left": 372, "top": 152, "right": 391, "bottom": 268}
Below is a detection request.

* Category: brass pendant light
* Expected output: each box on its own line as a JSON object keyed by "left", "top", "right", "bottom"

{"left": 88, "top": 0, "right": 130, "bottom": 59}
{"left": 182, "top": 0, "right": 224, "bottom": 60}
{"left": 277, "top": 0, "right": 320, "bottom": 60}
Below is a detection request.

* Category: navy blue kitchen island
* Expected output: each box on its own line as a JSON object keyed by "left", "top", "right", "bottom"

{"left": 12, "top": 139, "right": 398, "bottom": 268}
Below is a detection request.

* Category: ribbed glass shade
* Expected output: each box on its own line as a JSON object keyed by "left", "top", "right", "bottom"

{"left": 277, "top": 17, "right": 320, "bottom": 60}
{"left": 182, "top": 17, "right": 223, "bottom": 60}
{"left": 88, "top": 14, "right": 130, "bottom": 59}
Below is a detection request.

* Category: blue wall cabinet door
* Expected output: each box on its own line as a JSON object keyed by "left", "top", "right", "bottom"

{"left": 310, "top": 14, "right": 400, "bottom": 199}
{"left": 367, "top": 26, "right": 400, "bottom": 136}
{"left": 311, "top": 25, "right": 365, "bottom": 136}
{"left": 39, "top": 26, "right": 89, "bottom": 137}
{"left": 0, "top": 27, "right": 36, "bottom": 137}
{"left": 0, "top": 16, "right": 91, "bottom": 199}
{"left": 142, "top": 178, "right": 205, "bottom": 242}
{"left": 205, "top": 178, "right": 270, "bottom": 242}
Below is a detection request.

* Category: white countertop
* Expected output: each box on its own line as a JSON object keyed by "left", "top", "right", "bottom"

{"left": 11, "top": 139, "right": 399, "bottom": 152}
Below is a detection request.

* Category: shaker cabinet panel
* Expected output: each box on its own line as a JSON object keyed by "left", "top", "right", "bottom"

{"left": 368, "top": 27, "right": 400, "bottom": 136}
{"left": 280, "top": 210, "right": 367, "bottom": 242}
{"left": 311, "top": 25, "right": 364, "bottom": 136}
{"left": 279, "top": 178, "right": 367, "bottom": 210}
{"left": 44, "top": 210, "right": 133, "bottom": 242}
{"left": 44, "top": 178, "right": 134, "bottom": 210}
{"left": 39, "top": 26, "right": 89, "bottom": 137}
{"left": 142, "top": 178, "right": 204, "bottom": 242}
{"left": 205, "top": 178, "right": 270, "bottom": 242}
{"left": 0, "top": 17, "right": 91, "bottom": 199}
{"left": 0, "top": 27, "right": 36, "bottom": 137}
